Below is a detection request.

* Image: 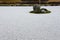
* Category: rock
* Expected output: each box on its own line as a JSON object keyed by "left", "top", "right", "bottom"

{"left": 41, "top": 8, "right": 48, "bottom": 13}
{"left": 33, "top": 4, "right": 40, "bottom": 12}
{"left": 30, "top": 6, "right": 51, "bottom": 13}
{"left": 41, "top": 8, "right": 48, "bottom": 11}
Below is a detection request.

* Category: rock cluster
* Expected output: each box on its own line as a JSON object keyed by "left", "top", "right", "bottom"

{"left": 30, "top": 4, "right": 51, "bottom": 13}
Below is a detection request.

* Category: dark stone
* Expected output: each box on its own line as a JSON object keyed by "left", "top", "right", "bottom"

{"left": 40, "top": 8, "right": 48, "bottom": 12}
{"left": 41, "top": 8, "right": 48, "bottom": 11}
{"left": 33, "top": 4, "right": 40, "bottom": 12}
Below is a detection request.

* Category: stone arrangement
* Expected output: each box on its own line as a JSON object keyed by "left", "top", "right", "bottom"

{"left": 30, "top": 4, "right": 51, "bottom": 14}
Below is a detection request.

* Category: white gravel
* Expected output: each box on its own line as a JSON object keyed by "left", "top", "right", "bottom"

{"left": 0, "top": 6, "right": 60, "bottom": 40}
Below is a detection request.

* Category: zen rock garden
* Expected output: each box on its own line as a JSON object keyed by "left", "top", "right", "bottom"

{"left": 30, "top": 4, "right": 51, "bottom": 14}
